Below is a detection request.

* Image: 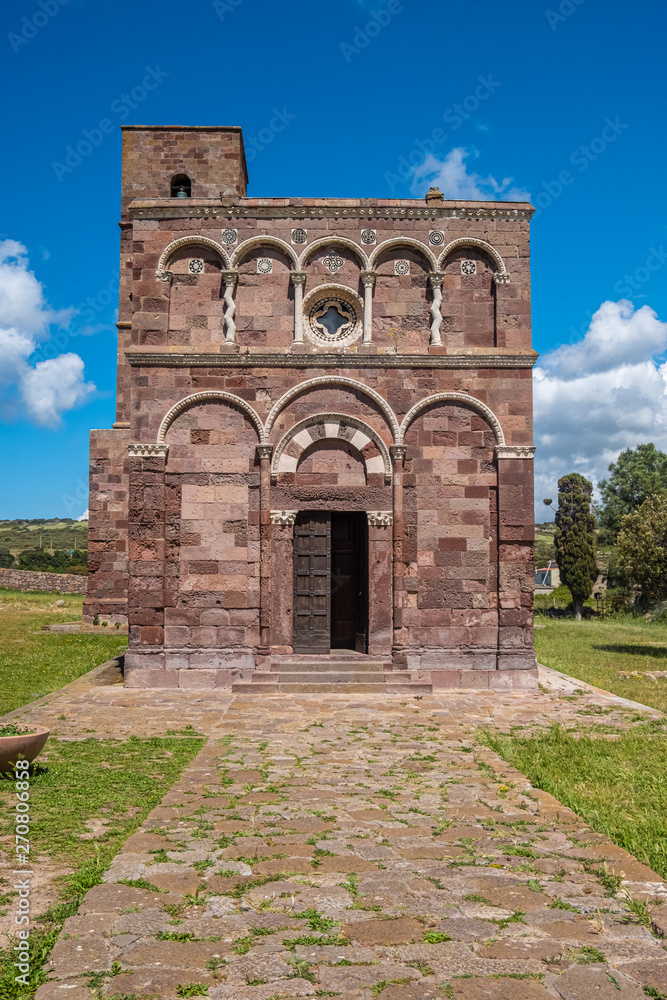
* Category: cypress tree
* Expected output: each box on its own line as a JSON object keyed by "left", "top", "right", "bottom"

{"left": 554, "top": 473, "right": 598, "bottom": 620}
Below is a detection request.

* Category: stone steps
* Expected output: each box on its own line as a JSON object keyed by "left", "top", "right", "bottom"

{"left": 270, "top": 659, "right": 391, "bottom": 673}
{"left": 231, "top": 656, "right": 433, "bottom": 694}
{"left": 279, "top": 681, "right": 390, "bottom": 693}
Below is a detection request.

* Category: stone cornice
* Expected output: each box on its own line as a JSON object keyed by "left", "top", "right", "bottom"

{"left": 128, "top": 201, "right": 534, "bottom": 223}
{"left": 127, "top": 443, "right": 169, "bottom": 458}
{"left": 495, "top": 445, "right": 536, "bottom": 460}
{"left": 125, "top": 350, "right": 538, "bottom": 370}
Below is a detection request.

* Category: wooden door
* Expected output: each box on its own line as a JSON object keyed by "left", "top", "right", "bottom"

{"left": 293, "top": 512, "right": 331, "bottom": 654}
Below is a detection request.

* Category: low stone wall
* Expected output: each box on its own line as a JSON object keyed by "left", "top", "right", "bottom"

{"left": 0, "top": 568, "right": 88, "bottom": 595}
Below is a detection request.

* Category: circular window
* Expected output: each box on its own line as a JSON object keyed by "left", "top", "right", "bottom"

{"left": 303, "top": 285, "right": 362, "bottom": 348}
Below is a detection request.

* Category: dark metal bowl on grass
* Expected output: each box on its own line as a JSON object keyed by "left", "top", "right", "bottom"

{"left": 0, "top": 726, "right": 50, "bottom": 774}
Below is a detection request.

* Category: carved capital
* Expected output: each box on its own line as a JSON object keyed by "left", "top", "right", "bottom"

{"left": 270, "top": 509, "right": 298, "bottom": 526}
{"left": 495, "top": 445, "right": 536, "bottom": 460}
{"left": 222, "top": 269, "right": 238, "bottom": 288}
{"left": 367, "top": 510, "right": 393, "bottom": 527}
{"left": 256, "top": 443, "right": 273, "bottom": 461}
{"left": 493, "top": 272, "right": 511, "bottom": 285}
{"left": 360, "top": 269, "right": 377, "bottom": 288}
{"left": 155, "top": 269, "right": 173, "bottom": 283}
{"left": 290, "top": 270, "right": 307, "bottom": 287}
{"left": 390, "top": 444, "right": 407, "bottom": 462}
{"left": 428, "top": 271, "right": 446, "bottom": 287}
{"left": 127, "top": 443, "right": 169, "bottom": 459}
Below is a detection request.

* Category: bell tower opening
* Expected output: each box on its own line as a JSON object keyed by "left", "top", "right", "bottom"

{"left": 171, "top": 173, "right": 191, "bottom": 198}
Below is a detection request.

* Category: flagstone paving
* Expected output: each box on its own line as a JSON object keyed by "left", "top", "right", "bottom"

{"left": 5, "top": 661, "right": 667, "bottom": 1000}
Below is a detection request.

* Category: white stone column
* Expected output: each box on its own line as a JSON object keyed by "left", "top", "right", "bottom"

{"left": 222, "top": 270, "right": 238, "bottom": 343}
{"left": 291, "top": 271, "right": 307, "bottom": 344}
{"left": 360, "top": 270, "right": 376, "bottom": 345}
{"left": 428, "top": 272, "right": 445, "bottom": 346}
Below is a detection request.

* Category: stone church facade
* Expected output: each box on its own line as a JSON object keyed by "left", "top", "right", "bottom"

{"left": 84, "top": 125, "right": 537, "bottom": 691}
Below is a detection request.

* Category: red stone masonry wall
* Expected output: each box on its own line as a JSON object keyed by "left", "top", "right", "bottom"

{"left": 85, "top": 124, "right": 537, "bottom": 689}
{"left": 84, "top": 428, "right": 130, "bottom": 624}
{"left": 120, "top": 126, "right": 247, "bottom": 216}
{"left": 0, "top": 569, "right": 87, "bottom": 595}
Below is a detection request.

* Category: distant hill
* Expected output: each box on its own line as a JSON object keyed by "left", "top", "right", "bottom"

{"left": 0, "top": 518, "right": 88, "bottom": 558}
{"left": 535, "top": 521, "right": 556, "bottom": 567}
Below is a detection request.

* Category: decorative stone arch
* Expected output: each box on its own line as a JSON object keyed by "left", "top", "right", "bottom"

{"left": 369, "top": 237, "right": 438, "bottom": 272}
{"left": 156, "top": 236, "right": 231, "bottom": 277}
{"left": 157, "top": 391, "right": 263, "bottom": 445}
{"left": 231, "top": 235, "right": 298, "bottom": 269}
{"left": 271, "top": 413, "right": 392, "bottom": 482}
{"left": 263, "top": 375, "right": 400, "bottom": 444}
{"left": 437, "top": 238, "right": 509, "bottom": 282}
{"left": 398, "top": 391, "right": 505, "bottom": 446}
{"left": 298, "top": 236, "right": 369, "bottom": 271}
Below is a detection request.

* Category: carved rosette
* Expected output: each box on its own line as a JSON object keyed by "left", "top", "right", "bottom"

{"left": 367, "top": 510, "right": 393, "bottom": 527}
{"left": 127, "top": 443, "right": 169, "bottom": 458}
{"left": 270, "top": 510, "right": 298, "bottom": 527}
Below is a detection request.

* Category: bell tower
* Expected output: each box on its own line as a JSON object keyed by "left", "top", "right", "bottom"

{"left": 120, "top": 125, "right": 248, "bottom": 217}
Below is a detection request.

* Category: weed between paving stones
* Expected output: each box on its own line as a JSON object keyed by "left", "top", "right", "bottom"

{"left": 6, "top": 702, "right": 667, "bottom": 999}
{"left": 0, "top": 736, "right": 203, "bottom": 997}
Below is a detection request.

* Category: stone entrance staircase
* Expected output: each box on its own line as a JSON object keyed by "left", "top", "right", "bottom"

{"left": 231, "top": 653, "right": 432, "bottom": 695}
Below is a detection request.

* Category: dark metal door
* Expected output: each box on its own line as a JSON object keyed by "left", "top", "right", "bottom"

{"left": 293, "top": 512, "right": 331, "bottom": 654}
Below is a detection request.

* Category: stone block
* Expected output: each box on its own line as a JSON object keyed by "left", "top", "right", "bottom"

{"left": 164, "top": 652, "right": 190, "bottom": 670}
{"left": 430, "top": 670, "right": 462, "bottom": 689}
{"left": 459, "top": 670, "right": 490, "bottom": 688}
{"left": 178, "top": 669, "right": 217, "bottom": 688}
{"left": 488, "top": 670, "right": 515, "bottom": 690}
{"left": 497, "top": 652, "right": 537, "bottom": 671}
{"left": 123, "top": 651, "right": 165, "bottom": 670}
{"left": 124, "top": 667, "right": 178, "bottom": 688}
{"left": 551, "top": 964, "right": 645, "bottom": 1000}
{"left": 189, "top": 649, "right": 254, "bottom": 670}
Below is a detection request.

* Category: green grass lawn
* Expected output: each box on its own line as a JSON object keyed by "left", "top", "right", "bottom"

{"left": 535, "top": 615, "right": 667, "bottom": 713}
{"left": 0, "top": 735, "right": 205, "bottom": 998}
{"left": 484, "top": 723, "right": 667, "bottom": 880}
{"left": 0, "top": 589, "right": 127, "bottom": 716}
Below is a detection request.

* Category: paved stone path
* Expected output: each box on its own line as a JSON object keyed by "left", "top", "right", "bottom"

{"left": 5, "top": 661, "right": 667, "bottom": 1000}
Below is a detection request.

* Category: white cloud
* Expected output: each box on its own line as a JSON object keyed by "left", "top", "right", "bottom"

{"left": 411, "top": 148, "right": 530, "bottom": 201}
{"left": 534, "top": 300, "right": 667, "bottom": 517}
{"left": 0, "top": 240, "right": 94, "bottom": 426}
{"left": 21, "top": 353, "right": 94, "bottom": 426}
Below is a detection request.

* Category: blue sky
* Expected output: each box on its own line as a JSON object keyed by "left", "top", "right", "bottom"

{"left": 1, "top": 0, "right": 666, "bottom": 518}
